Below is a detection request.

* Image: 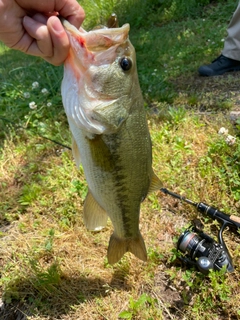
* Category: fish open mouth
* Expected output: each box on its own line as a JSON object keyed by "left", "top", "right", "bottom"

{"left": 60, "top": 17, "right": 130, "bottom": 53}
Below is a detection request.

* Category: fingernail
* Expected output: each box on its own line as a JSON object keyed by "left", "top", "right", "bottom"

{"left": 23, "top": 15, "right": 34, "bottom": 27}
{"left": 50, "top": 16, "right": 64, "bottom": 33}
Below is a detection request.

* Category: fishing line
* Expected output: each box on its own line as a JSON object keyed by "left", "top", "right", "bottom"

{"left": 0, "top": 116, "right": 72, "bottom": 150}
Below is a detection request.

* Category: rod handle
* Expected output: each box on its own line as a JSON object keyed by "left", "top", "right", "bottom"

{"left": 230, "top": 215, "right": 240, "bottom": 225}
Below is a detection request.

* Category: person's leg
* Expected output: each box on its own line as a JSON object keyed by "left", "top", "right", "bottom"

{"left": 222, "top": 3, "right": 240, "bottom": 60}
{"left": 199, "top": 3, "right": 240, "bottom": 76}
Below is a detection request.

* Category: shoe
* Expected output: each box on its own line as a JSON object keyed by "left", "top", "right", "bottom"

{"left": 198, "top": 54, "right": 240, "bottom": 76}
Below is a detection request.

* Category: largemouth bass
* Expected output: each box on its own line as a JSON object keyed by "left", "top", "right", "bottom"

{"left": 61, "top": 18, "right": 162, "bottom": 264}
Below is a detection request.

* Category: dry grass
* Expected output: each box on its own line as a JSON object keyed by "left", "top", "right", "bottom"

{"left": 1, "top": 109, "right": 240, "bottom": 319}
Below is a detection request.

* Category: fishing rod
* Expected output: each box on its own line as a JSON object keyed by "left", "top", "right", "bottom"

{"left": 0, "top": 116, "right": 71, "bottom": 150}
{"left": 160, "top": 188, "right": 240, "bottom": 273}
{"left": 160, "top": 188, "right": 240, "bottom": 231}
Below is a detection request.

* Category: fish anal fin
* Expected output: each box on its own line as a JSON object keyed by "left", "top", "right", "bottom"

{"left": 83, "top": 191, "right": 108, "bottom": 231}
{"left": 148, "top": 171, "right": 163, "bottom": 194}
{"left": 72, "top": 135, "right": 81, "bottom": 168}
{"left": 107, "top": 232, "right": 147, "bottom": 265}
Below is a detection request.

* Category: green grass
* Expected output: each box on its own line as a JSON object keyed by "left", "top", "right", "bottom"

{"left": 0, "top": 0, "right": 240, "bottom": 319}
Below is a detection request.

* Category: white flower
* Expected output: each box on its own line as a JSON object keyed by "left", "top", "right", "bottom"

{"left": 32, "top": 81, "right": 39, "bottom": 89}
{"left": 225, "top": 135, "right": 236, "bottom": 146}
{"left": 218, "top": 127, "right": 228, "bottom": 135}
{"left": 23, "top": 92, "right": 30, "bottom": 98}
{"left": 47, "top": 102, "right": 52, "bottom": 107}
{"left": 29, "top": 101, "right": 37, "bottom": 109}
{"left": 41, "top": 88, "right": 49, "bottom": 95}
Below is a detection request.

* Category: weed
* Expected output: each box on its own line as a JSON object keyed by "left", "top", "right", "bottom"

{"left": 167, "top": 106, "right": 187, "bottom": 124}
{"left": 206, "top": 136, "right": 240, "bottom": 201}
{"left": 189, "top": 269, "right": 231, "bottom": 318}
{"left": 44, "top": 228, "right": 55, "bottom": 252}
{"left": 1, "top": 1, "right": 240, "bottom": 319}
{"left": 18, "top": 183, "right": 43, "bottom": 207}
{"left": 118, "top": 293, "right": 159, "bottom": 319}
{"left": 28, "top": 260, "right": 62, "bottom": 294}
{"left": 70, "top": 178, "right": 88, "bottom": 199}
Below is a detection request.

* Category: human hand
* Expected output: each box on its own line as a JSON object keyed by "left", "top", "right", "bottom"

{"left": 0, "top": 0, "right": 85, "bottom": 65}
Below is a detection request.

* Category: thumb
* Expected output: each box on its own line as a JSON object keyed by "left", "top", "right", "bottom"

{"left": 46, "top": 16, "right": 70, "bottom": 65}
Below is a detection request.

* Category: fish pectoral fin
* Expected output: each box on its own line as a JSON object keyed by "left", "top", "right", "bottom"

{"left": 92, "top": 98, "right": 129, "bottom": 133}
{"left": 83, "top": 191, "right": 108, "bottom": 231}
{"left": 72, "top": 135, "right": 81, "bottom": 168}
{"left": 148, "top": 171, "right": 163, "bottom": 194}
{"left": 107, "top": 232, "right": 147, "bottom": 265}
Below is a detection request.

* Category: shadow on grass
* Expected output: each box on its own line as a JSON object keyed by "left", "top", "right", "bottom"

{"left": 0, "top": 264, "right": 131, "bottom": 320}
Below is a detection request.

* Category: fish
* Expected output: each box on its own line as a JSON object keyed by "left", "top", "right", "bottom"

{"left": 61, "top": 17, "right": 162, "bottom": 264}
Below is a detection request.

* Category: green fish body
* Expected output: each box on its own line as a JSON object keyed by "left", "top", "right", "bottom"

{"left": 61, "top": 20, "right": 162, "bottom": 264}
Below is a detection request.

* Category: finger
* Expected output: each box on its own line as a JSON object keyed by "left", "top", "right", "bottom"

{"left": 56, "top": 0, "right": 85, "bottom": 28}
{"left": 16, "top": 0, "right": 85, "bottom": 29}
{"left": 23, "top": 15, "right": 53, "bottom": 57}
{"left": 45, "top": 16, "right": 70, "bottom": 65}
{"left": 32, "top": 13, "right": 48, "bottom": 25}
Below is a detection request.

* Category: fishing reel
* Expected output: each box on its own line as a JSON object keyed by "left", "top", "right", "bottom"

{"left": 160, "top": 188, "right": 239, "bottom": 274}
{"left": 177, "top": 223, "right": 234, "bottom": 274}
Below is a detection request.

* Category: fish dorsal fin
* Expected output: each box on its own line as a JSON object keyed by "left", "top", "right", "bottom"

{"left": 107, "top": 13, "right": 119, "bottom": 28}
{"left": 148, "top": 171, "right": 163, "bottom": 194}
{"left": 72, "top": 135, "right": 81, "bottom": 168}
{"left": 83, "top": 191, "right": 108, "bottom": 231}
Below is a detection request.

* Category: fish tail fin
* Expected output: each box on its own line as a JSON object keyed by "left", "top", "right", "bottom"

{"left": 128, "top": 233, "right": 148, "bottom": 262}
{"left": 107, "top": 232, "right": 147, "bottom": 265}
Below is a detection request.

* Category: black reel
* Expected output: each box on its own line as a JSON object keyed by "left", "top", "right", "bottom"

{"left": 177, "top": 225, "right": 234, "bottom": 274}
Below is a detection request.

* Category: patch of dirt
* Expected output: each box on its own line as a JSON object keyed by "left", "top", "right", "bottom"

{"left": 153, "top": 267, "right": 185, "bottom": 316}
{"left": 171, "top": 71, "right": 240, "bottom": 116}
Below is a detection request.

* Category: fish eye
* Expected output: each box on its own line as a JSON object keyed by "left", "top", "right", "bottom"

{"left": 119, "top": 57, "right": 132, "bottom": 71}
